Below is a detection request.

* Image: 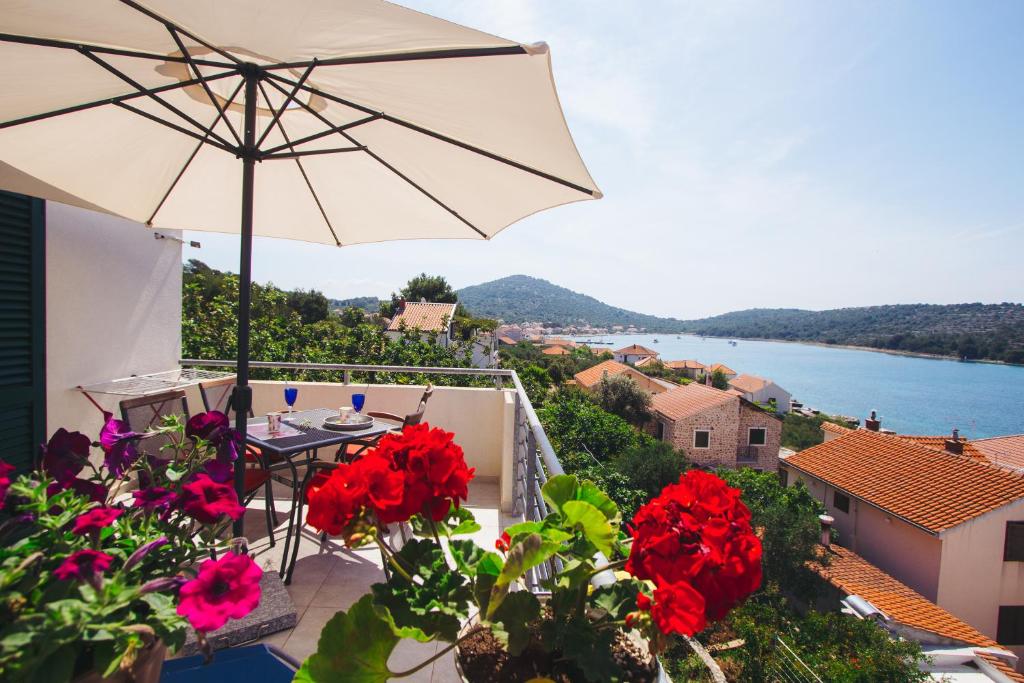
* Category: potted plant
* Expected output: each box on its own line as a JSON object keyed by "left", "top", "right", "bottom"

{"left": 294, "top": 424, "right": 761, "bottom": 682}
{"left": 0, "top": 411, "right": 263, "bottom": 682}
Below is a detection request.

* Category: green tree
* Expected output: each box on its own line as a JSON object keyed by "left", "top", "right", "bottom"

{"left": 538, "top": 389, "right": 639, "bottom": 462}
{"left": 379, "top": 273, "right": 466, "bottom": 318}
{"left": 711, "top": 368, "right": 730, "bottom": 390}
{"left": 611, "top": 439, "right": 688, "bottom": 499}
{"left": 338, "top": 306, "right": 367, "bottom": 328}
{"left": 287, "top": 289, "right": 330, "bottom": 324}
{"left": 593, "top": 374, "right": 652, "bottom": 426}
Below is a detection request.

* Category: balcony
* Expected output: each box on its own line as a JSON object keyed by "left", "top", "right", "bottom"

{"left": 736, "top": 445, "right": 761, "bottom": 464}
{"left": 182, "top": 361, "right": 563, "bottom": 680}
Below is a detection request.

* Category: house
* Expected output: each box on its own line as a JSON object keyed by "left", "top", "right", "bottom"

{"left": 542, "top": 337, "right": 577, "bottom": 349}
{"left": 780, "top": 428, "right": 1024, "bottom": 659}
{"left": 708, "top": 362, "right": 737, "bottom": 380}
{"left": 664, "top": 359, "right": 705, "bottom": 380}
{"left": 497, "top": 335, "right": 519, "bottom": 346}
{"left": 811, "top": 539, "right": 1021, "bottom": 680}
{"left": 972, "top": 435, "right": 1024, "bottom": 472}
{"left": 634, "top": 355, "right": 660, "bottom": 369}
{"left": 542, "top": 346, "right": 571, "bottom": 356}
{"left": 727, "top": 374, "right": 791, "bottom": 414}
{"left": 573, "top": 360, "right": 674, "bottom": 395}
{"left": 649, "top": 383, "right": 782, "bottom": 470}
{"left": 385, "top": 301, "right": 457, "bottom": 347}
{"left": 821, "top": 420, "right": 854, "bottom": 442}
{"left": 613, "top": 344, "right": 659, "bottom": 365}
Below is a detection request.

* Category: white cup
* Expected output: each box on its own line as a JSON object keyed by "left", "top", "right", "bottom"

{"left": 267, "top": 412, "right": 282, "bottom": 433}
{"left": 339, "top": 407, "right": 354, "bottom": 422}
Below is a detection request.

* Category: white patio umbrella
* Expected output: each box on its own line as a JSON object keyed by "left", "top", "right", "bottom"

{"left": 0, "top": 0, "right": 600, "bottom": 524}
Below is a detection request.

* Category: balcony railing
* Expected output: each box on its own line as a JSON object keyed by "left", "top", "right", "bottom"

{"left": 737, "top": 445, "right": 761, "bottom": 463}
{"left": 182, "top": 359, "right": 563, "bottom": 589}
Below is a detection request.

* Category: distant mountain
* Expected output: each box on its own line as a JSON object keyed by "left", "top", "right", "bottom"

{"left": 683, "top": 304, "right": 1024, "bottom": 364}
{"left": 456, "top": 275, "right": 688, "bottom": 332}
{"left": 330, "top": 296, "right": 380, "bottom": 312}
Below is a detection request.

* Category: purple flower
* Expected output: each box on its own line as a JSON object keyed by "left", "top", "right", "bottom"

{"left": 99, "top": 412, "right": 142, "bottom": 477}
{"left": 0, "top": 460, "right": 14, "bottom": 510}
{"left": 186, "top": 411, "right": 241, "bottom": 466}
{"left": 41, "top": 429, "right": 91, "bottom": 485}
{"left": 203, "top": 458, "right": 234, "bottom": 484}
{"left": 140, "top": 575, "right": 187, "bottom": 594}
{"left": 125, "top": 536, "right": 169, "bottom": 570}
{"left": 132, "top": 486, "right": 176, "bottom": 511}
{"left": 72, "top": 507, "right": 122, "bottom": 535}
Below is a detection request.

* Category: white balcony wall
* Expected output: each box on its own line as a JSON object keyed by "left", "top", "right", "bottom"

{"left": 248, "top": 381, "right": 516, "bottom": 511}
{"left": 45, "top": 203, "right": 183, "bottom": 440}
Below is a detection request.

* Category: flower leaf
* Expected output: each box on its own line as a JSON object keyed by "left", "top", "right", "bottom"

{"left": 541, "top": 474, "right": 578, "bottom": 514}
{"left": 488, "top": 533, "right": 559, "bottom": 617}
{"left": 590, "top": 580, "right": 647, "bottom": 621}
{"left": 295, "top": 595, "right": 397, "bottom": 683}
{"left": 488, "top": 590, "right": 542, "bottom": 656}
{"left": 561, "top": 501, "right": 615, "bottom": 556}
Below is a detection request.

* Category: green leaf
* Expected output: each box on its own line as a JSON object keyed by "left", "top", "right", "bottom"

{"left": 561, "top": 501, "right": 615, "bottom": 556}
{"left": 590, "top": 580, "right": 647, "bottom": 622}
{"left": 294, "top": 596, "right": 397, "bottom": 683}
{"left": 576, "top": 480, "right": 619, "bottom": 522}
{"left": 489, "top": 590, "right": 542, "bottom": 656}
{"left": 489, "top": 533, "right": 559, "bottom": 617}
{"left": 410, "top": 505, "right": 480, "bottom": 538}
{"left": 541, "top": 474, "right": 578, "bottom": 514}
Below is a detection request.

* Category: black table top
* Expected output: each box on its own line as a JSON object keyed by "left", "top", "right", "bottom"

{"left": 245, "top": 408, "right": 395, "bottom": 457}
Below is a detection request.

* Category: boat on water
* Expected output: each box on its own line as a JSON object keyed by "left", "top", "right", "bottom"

{"left": 729, "top": 340, "right": 738, "bottom": 346}
{"left": 653, "top": 339, "right": 659, "bottom": 343}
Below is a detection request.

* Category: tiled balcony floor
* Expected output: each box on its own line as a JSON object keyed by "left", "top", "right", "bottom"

{"left": 240, "top": 479, "right": 515, "bottom": 682}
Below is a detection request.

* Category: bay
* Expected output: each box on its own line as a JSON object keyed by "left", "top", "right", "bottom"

{"left": 568, "top": 333, "right": 1024, "bottom": 439}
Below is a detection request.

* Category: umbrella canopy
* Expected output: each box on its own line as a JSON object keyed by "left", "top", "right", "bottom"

{"left": 0, "top": 0, "right": 600, "bottom": 531}
{"left": 0, "top": 0, "right": 600, "bottom": 243}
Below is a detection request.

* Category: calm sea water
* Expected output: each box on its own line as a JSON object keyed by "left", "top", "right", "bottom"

{"left": 568, "top": 334, "right": 1024, "bottom": 439}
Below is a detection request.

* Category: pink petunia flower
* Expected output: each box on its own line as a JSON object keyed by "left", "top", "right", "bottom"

{"left": 179, "top": 474, "right": 245, "bottom": 524}
{"left": 131, "top": 486, "right": 176, "bottom": 512}
{"left": 177, "top": 552, "right": 262, "bottom": 632}
{"left": 72, "top": 507, "right": 122, "bottom": 535}
{"left": 54, "top": 549, "right": 114, "bottom": 581}
{"left": 0, "top": 460, "right": 15, "bottom": 510}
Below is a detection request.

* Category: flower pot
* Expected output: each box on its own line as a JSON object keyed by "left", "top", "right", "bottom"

{"left": 74, "top": 639, "right": 167, "bottom": 683}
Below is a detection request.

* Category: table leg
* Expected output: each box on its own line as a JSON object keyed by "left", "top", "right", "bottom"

{"left": 278, "top": 453, "right": 304, "bottom": 580}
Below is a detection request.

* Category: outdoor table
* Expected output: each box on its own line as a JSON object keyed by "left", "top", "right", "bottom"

{"left": 244, "top": 408, "right": 396, "bottom": 581}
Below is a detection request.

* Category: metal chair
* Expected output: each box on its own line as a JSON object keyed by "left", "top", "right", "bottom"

{"left": 336, "top": 384, "right": 434, "bottom": 463}
{"left": 198, "top": 377, "right": 279, "bottom": 546}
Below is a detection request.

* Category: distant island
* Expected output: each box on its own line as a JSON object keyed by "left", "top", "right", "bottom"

{"left": 331, "top": 274, "right": 1024, "bottom": 364}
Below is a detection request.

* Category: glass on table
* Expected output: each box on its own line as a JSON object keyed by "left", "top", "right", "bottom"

{"left": 284, "top": 385, "right": 298, "bottom": 415}
{"left": 352, "top": 393, "right": 366, "bottom": 414}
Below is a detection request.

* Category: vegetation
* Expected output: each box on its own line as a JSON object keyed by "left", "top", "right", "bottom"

{"left": 683, "top": 303, "right": 1024, "bottom": 364}
{"left": 593, "top": 374, "right": 652, "bottom": 426}
{"left": 456, "top": 274, "right": 688, "bottom": 331}
{"left": 378, "top": 272, "right": 466, "bottom": 319}
{"left": 781, "top": 412, "right": 857, "bottom": 451}
{"left": 710, "top": 368, "right": 730, "bottom": 390}
{"left": 329, "top": 295, "right": 380, "bottom": 313}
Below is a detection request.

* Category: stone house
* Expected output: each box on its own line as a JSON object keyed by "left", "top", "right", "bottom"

{"left": 664, "top": 359, "right": 706, "bottom": 380}
{"left": 613, "top": 344, "right": 658, "bottom": 365}
{"left": 385, "top": 301, "right": 456, "bottom": 347}
{"left": 727, "top": 373, "right": 791, "bottom": 414}
{"left": 648, "top": 383, "right": 781, "bottom": 470}
{"left": 573, "top": 359, "right": 674, "bottom": 395}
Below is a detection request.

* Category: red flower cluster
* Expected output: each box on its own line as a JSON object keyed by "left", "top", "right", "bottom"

{"left": 177, "top": 552, "right": 262, "bottom": 633}
{"left": 306, "top": 424, "right": 474, "bottom": 538}
{"left": 72, "top": 507, "right": 123, "bottom": 535}
{"left": 0, "top": 459, "right": 14, "bottom": 510}
{"left": 178, "top": 474, "right": 246, "bottom": 524}
{"left": 626, "top": 470, "right": 762, "bottom": 636}
{"left": 54, "top": 549, "right": 114, "bottom": 582}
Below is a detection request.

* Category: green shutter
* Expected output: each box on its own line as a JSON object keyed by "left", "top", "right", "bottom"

{"left": 0, "top": 191, "right": 45, "bottom": 473}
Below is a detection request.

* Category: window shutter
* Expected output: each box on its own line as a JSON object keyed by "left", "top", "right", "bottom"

{"left": 0, "top": 191, "right": 45, "bottom": 473}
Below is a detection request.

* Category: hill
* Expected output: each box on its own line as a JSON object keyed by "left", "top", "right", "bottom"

{"left": 456, "top": 275, "right": 688, "bottom": 332}
{"left": 330, "top": 296, "right": 380, "bottom": 312}
{"left": 682, "top": 303, "right": 1024, "bottom": 364}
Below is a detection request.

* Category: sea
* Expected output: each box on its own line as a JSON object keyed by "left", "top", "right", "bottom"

{"left": 567, "top": 333, "right": 1024, "bottom": 439}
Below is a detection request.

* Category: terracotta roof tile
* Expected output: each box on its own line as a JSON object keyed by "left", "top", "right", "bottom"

{"left": 665, "top": 360, "right": 705, "bottom": 370}
{"left": 786, "top": 430, "right": 1024, "bottom": 533}
{"left": 651, "top": 383, "right": 736, "bottom": 421}
{"left": 821, "top": 421, "right": 854, "bottom": 435}
{"left": 976, "top": 651, "right": 1024, "bottom": 682}
{"left": 812, "top": 545, "right": 998, "bottom": 647}
{"left": 635, "top": 356, "right": 660, "bottom": 368}
{"left": 973, "top": 435, "right": 1024, "bottom": 471}
{"left": 387, "top": 302, "right": 456, "bottom": 332}
{"left": 497, "top": 335, "right": 518, "bottom": 345}
{"left": 897, "top": 435, "right": 986, "bottom": 459}
{"left": 729, "top": 374, "right": 768, "bottom": 393}
{"left": 709, "top": 363, "right": 736, "bottom": 375}
{"left": 573, "top": 360, "right": 632, "bottom": 387}
{"left": 542, "top": 346, "right": 570, "bottom": 355}
{"left": 613, "top": 344, "right": 658, "bottom": 356}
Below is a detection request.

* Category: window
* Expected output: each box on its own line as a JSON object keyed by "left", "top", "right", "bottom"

{"left": 748, "top": 428, "right": 767, "bottom": 446}
{"left": 1004, "top": 522, "right": 1024, "bottom": 561}
{"left": 779, "top": 469, "right": 789, "bottom": 487}
{"left": 655, "top": 421, "right": 665, "bottom": 441}
{"left": 998, "top": 607, "right": 1024, "bottom": 644}
{"left": 693, "top": 430, "right": 711, "bottom": 449}
{"left": 833, "top": 491, "right": 850, "bottom": 514}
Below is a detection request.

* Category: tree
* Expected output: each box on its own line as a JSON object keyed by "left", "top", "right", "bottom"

{"left": 594, "top": 374, "right": 652, "bottom": 426}
{"left": 379, "top": 273, "right": 466, "bottom": 318}
{"left": 612, "top": 439, "right": 688, "bottom": 499}
{"left": 538, "top": 389, "right": 639, "bottom": 462}
{"left": 711, "top": 369, "right": 730, "bottom": 390}
{"left": 338, "top": 306, "right": 367, "bottom": 328}
{"left": 287, "top": 289, "right": 330, "bottom": 324}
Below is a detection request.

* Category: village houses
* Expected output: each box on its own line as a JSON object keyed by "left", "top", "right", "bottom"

{"left": 728, "top": 373, "right": 792, "bottom": 414}
{"left": 572, "top": 359, "right": 675, "bottom": 394}
{"left": 613, "top": 343, "right": 659, "bottom": 364}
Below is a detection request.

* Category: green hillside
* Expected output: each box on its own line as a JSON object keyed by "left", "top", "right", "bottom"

{"left": 456, "top": 275, "right": 688, "bottom": 332}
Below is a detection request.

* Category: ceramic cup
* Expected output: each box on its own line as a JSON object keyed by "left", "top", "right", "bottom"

{"left": 339, "top": 407, "right": 354, "bottom": 422}
{"left": 267, "top": 412, "right": 282, "bottom": 433}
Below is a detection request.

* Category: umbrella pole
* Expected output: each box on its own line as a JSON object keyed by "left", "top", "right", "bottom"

{"left": 232, "top": 65, "right": 259, "bottom": 537}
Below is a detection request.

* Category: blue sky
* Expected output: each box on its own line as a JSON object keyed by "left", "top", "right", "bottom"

{"left": 186, "top": 0, "right": 1024, "bottom": 319}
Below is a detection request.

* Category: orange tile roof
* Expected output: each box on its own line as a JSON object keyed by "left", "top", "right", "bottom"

{"left": 651, "top": 383, "right": 736, "bottom": 421}
{"left": 728, "top": 374, "right": 768, "bottom": 393}
{"left": 785, "top": 430, "right": 1024, "bottom": 533}
{"left": 542, "top": 346, "right": 570, "bottom": 355}
{"left": 665, "top": 359, "right": 705, "bottom": 370}
{"left": 821, "top": 421, "right": 853, "bottom": 435}
{"left": 573, "top": 359, "right": 632, "bottom": 388}
{"left": 812, "top": 545, "right": 998, "bottom": 647}
{"left": 976, "top": 651, "right": 1024, "bottom": 682}
{"left": 497, "top": 335, "right": 518, "bottom": 345}
{"left": 614, "top": 344, "right": 658, "bottom": 356}
{"left": 634, "top": 356, "right": 660, "bottom": 368}
{"left": 897, "top": 435, "right": 985, "bottom": 459}
{"left": 387, "top": 302, "right": 457, "bottom": 332}
{"left": 973, "top": 435, "right": 1024, "bottom": 471}
{"left": 543, "top": 338, "right": 577, "bottom": 348}
{"left": 709, "top": 363, "right": 736, "bottom": 375}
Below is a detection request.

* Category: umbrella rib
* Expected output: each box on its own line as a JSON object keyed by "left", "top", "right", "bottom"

{"left": 263, "top": 71, "right": 597, "bottom": 198}
{"left": 259, "top": 114, "right": 381, "bottom": 157}
{"left": 262, "top": 75, "right": 488, "bottom": 238}
{"left": 116, "top": 0, "right": 244, "bottom": 66}
{"left": 254, "top": 60, "right": 317, "bottom": 150}
{"left": 0, "top": 32, "right": 233, "bottom": 68}
{"left": 262, "top": 146, "right": 366, "bottom": 160}
{"left": 0, "top": 70, "right": 237, "bottom": 131}
{"left": 114, "top": 101, "right": 235, "bottom": 155}
{"left": 263, "top": 45, "right": 527, "bottom": 71}
{"left": 78, "top": 47, "right": 235, "bottom": 149}
{"left": 147, "top": 78, "right": 247, "bottom": 226}
{"left": 166, "top": 26, "right": 242, "bottom": 147}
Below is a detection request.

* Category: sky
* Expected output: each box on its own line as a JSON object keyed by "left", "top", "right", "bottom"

{"left": 185, "top": 0, "right": 1024, "bottom": 319}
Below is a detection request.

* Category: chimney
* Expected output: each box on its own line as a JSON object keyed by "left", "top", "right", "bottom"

{"left": 398, "top": 298, "right": 406, "bottom": 312}
{"left": 864, "top": 409, "right": 881, "bottom": 432}
{"left": 819, "top": 514, "right": 834, "bottom": 548}
{"left": 945, "top": 428, "right": 964, "bottom": 455}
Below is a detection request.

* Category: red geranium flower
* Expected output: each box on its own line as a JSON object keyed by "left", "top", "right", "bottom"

{"left": 636, "top": 591, "right": 652, "bottom": 611}
{"left": 305, "top": 464, "right": 368, "bottom": 536}
{"left": 54, "top": 549, "right": 114, "bottom": 581}
{"left": 495, "top": 531, "right": 511, "bottom": 553}
{"left": 72, "top": 507, "right": 122, "bottom": 535}
{"left": 650, "top": 581, "right": 707, "bottom": 636}
{"left": 179, "top": 474, "right": 245, "bottom": 524}
{"left": 353, "top": 453, "right": 406, "bottom": 524}
{"left": 177, "top": 552, "right": 262, "bottom": 632}
{"left": 0, "top": 460, "right": 14, "bottom": 510}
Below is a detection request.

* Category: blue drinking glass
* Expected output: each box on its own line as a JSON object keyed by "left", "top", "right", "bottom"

{"left": 284, "top": 385, "right": 298, "bottom": 415}
{"left": 352, "top": 393, "right": 366, "bottom": 414}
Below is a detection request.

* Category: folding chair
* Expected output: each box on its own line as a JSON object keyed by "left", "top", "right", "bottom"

{"left": 336, "top": 384, "right": 434, "bottom": 463}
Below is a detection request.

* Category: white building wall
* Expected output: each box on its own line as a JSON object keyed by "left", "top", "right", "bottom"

{"left": 45, "top": 203, "right": 182, "bottom": 441}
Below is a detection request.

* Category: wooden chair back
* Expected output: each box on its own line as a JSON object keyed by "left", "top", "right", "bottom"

{"left": 198, "top": 376, "right": 252, "bottom": 418}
